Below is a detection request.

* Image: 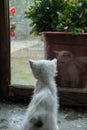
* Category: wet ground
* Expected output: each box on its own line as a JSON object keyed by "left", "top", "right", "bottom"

{"left": 0, "top": 101, "right": 87, "bottom": 130}
{"left": 11, "top": 40, "right": 44, "bottom": 85}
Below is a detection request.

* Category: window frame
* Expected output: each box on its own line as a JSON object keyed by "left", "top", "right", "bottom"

{"left": 0, "top": 0, "right": 33, "bottom": 100}
{"left": 1, "top": 0, "right": 87, "bottom": 107}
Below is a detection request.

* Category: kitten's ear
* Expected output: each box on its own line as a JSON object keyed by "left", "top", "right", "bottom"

{"left": 54, "top": 50, "right": 59, "bottom": 55}
{"left": 52, "top": 58, "right": 57, "bottom": 64}
{"left": 29, "top": 59, "right": 34, "bottom": 68}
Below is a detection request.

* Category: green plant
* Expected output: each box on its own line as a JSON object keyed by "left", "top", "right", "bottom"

{"left": 25, "top": 0, "right": 65, "bottom": 35}
{"left": 57, "top": 0, "right": 87, "bottom": 34}
{"left": 25, "top": 0, "right": 87, "bottom": 35}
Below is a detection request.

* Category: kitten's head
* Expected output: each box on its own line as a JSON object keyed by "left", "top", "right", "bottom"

{"left": 29, "top": 59, "right": 57, "bottom": 80}
{"left": 55, "top": 50, "right": 73, "bottom": 67}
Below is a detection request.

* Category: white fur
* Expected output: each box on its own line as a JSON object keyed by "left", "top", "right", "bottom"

{"left": 22, "top": 59, "right": 59, "bottom": 130}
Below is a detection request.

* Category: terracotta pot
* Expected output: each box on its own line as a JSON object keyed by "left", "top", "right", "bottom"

{"left": 42, "top": 32, "right": 87, "bottom": 58}
{"left": 42, "top": 32, "right": 87, "bottom": 106}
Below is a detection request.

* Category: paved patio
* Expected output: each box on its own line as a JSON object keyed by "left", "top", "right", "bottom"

{"left": 11, "top": 40, "right": 44, "bottom": 85}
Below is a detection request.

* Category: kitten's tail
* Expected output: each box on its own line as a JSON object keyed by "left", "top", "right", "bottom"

{"left": 30, "top": 117, "right": 43, "bottom": 128}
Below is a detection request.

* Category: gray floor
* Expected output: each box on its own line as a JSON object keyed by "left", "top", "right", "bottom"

{"left": 0, "top": 101, "right": 87, "bottom": 130}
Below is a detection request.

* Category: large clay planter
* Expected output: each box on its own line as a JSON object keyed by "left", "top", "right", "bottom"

{"left": 42, "top": 32, "right": 87, "bottom": 106}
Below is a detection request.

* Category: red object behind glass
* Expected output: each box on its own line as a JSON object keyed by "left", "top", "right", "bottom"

{"left": 10, "top": 7, "right": 16, "bottom": 16}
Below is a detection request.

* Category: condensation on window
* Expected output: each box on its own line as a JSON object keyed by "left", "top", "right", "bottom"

{"left": 10, "top": 0, "right": 44, "bottom": 85}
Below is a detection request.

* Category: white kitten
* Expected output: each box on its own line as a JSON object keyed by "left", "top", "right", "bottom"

{"left": 22, "top": 59, "right": 59, "bottom": 130}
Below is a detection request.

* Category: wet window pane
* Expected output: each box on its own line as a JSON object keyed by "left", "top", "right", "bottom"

{"left": 10, "top": 0, "right": 44, "bottom": 85}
